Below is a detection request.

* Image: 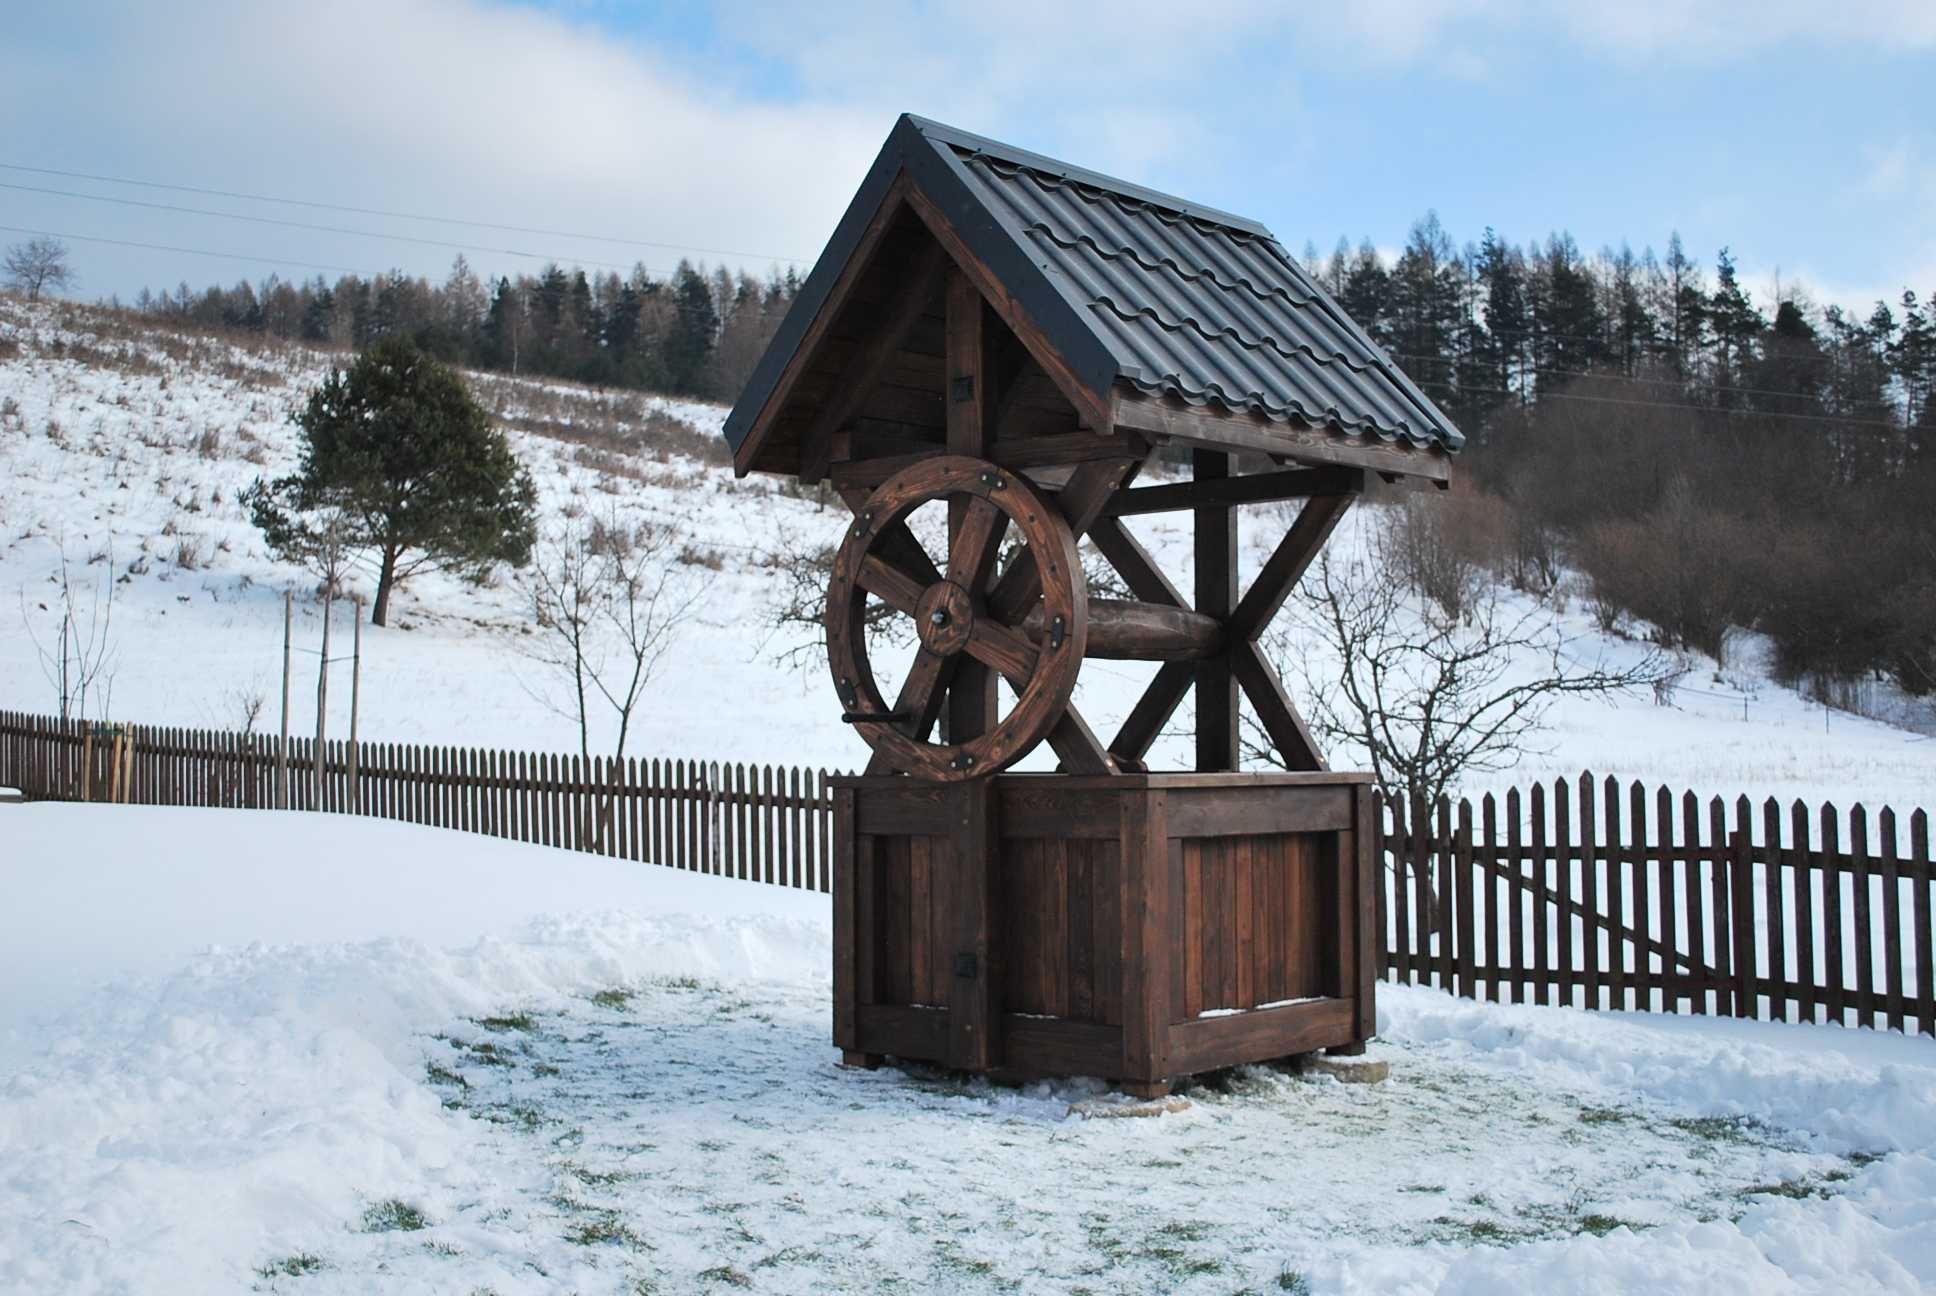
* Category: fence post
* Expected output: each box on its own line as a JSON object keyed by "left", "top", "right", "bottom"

{"left": 1730, "top": 803, "right": 1757, "bottom": 1019}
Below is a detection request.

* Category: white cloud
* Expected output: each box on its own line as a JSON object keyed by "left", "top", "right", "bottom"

{"left": 0, "top": 0, "right": 887, "bottom": 296}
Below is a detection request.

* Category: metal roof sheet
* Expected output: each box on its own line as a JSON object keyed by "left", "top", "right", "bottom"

{"left": 722, "top": 115, "right": 1462, "bottom": 464}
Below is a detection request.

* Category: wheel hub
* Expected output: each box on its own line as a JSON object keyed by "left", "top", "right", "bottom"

{"left": 914, "top": 581, "right": 975, "bottom": 657}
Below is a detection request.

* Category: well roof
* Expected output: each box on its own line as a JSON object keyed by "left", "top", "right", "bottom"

{"left": 723, "top": 115, "right": 1463, "bottom": 466}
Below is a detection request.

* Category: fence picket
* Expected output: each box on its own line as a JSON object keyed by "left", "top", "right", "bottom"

{"left": 1604, "top": 775, "right": 1625, "bottom": 1011}
{"left": 1852, "top": 804, "right": 1875, "bottom": 1030}
{"left": 1880, "top": 807, "right": 1905, "bottom": 1034}
{"left": 1914, "top": 811, "right": 1933, "bottom": 1038}
{"left": 1820, "top": 802, "right": 1842, "bottom": 1026}
{"left": 1631, "top": 780, "right": 1651, "bottom": 1013}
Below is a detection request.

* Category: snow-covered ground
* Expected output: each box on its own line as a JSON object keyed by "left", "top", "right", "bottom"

{"left": 3, "top": 296, "right": 1934, "bottom": 813}
{"left": 2, "top": 803, "right": 1933, "bottom": 1294}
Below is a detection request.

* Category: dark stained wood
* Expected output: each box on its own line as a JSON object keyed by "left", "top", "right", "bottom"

{"left": 1110, "top": 661, "right": 1195, "bottom": 766}
{"left": 945, "top": 266, "right": 1000, "bottom": 751}
{"left": 949, "top": 780, "right": 1000, "bottom": 1070}
{"left": 1683, "top": 790, "right": 1706, "bottom": 1014}
{"left": 1482, "top": 794, "right": 1501, "bottom": 1002}
{"left": 800, "top": 239, "right": 950, "bottom": 484}
{"left": 1166, "top": 784, "right": 1352, "bottom": 838}
{"left": 1086, "top": 515, "right": 1189, "bottom": 609}
{"left": 1193, "top": 449, "right": 1238, "bottom": 772}
{"left": 1166, "top": 997, "right": 1356, "bottom": 1075}
{"left": 734, "top": 179, "right": 914, "bottom": 477}
{"left": 1231, "top": 640, "right": 1325, "bottom": 772}
{"left": 1818, "top": 801, "right": 1838, "bottom": 1025}
{"left": 1604, "top": 776, "right": 1625, "bottom": 1010}
{"left": 1106, "top": 466, "right": 1363, "bottom": 516}
{"left": 1880, "top": 807, "right": 1906, "bottom": 1034}
{"left": 832, "top": 787, "right": 858, "bottom": 1051}
{"left": 1731, "top": 797, "right": 1757, "bottom": 1017}
{"left": 1915, "top": 811, "right": 1933, "bottom": 1037}
{"left": 905, "top": 182, "right": 1114, "bottom": 435}
{"left": 1022, "top": 598, "right": 1222, "bottom": 661}
{"left": 1111, "top": 390, "right": 1453, "bottom": 482}
{"left": 1230, "top": 493, "right": 1358, "bottom": 640}
{"left": 1852, "top": 804, "right": 1876, "bottom": 1031}
{"left": 1120, "top": 786, "right": 1171, "bottom": 1083}
{"left": 1790, "top": 799, "right": 1815, "bottom": 1023}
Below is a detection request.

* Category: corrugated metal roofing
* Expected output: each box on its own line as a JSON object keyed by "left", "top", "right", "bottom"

{"left": 722, "top": 115, "right": 1462, "bottom": 465}
{"left": 942, "top": 145, "right": 1461, "bottom": 452}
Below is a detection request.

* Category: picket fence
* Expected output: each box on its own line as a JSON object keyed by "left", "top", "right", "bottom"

{"left": 3, "top": 710, "right": 1930, "bottom": 1037}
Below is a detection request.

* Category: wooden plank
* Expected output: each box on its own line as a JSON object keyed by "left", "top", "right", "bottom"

{"left": 950, "top": 780, "right": 1001, "bottom": 1071}
{"left": 856, "top": 1003, "right": 949, "bottom": 1060}
{"left": 1455, "top": 799, "right": 1476, "bottom": 1000}
{"left": 1819, "top": 802, "right": 1840, "bottom": 1025}
{"left": 1086, "top": 515, "right": 1188, "bottom": 609}
{"left": 1682, "top": 791, "right": 1706, "bottom": 1014}
{"left": 1165, "top": 997, "right": 1356, "bottom": 1075}
{"left": 909, "top": 833, "right": 933, "bottom": 1007}
{"left": 1413, "top": 794, "right": 1434, "bottom": 990}
{"left": 1121, "top": 789, "right": 1171, "bottom": 1082}
{"left": 1506, "top": 790, "right": 1525, "bottom": 1005}
{"left": 1657, "top": 786, "right": 1678, "bottom": 1013}
{"left": 1603, "top": 776, "right": 1625, "bottom": 1011}
{"left": 1578, "top": 775, "right": 1600, "bottom": 1009}
{"left": 1112, "top": 392, "right": 1452, "bottom": 482}
{"left": 1107, "top": 466, "right": 1363, "bottom": 516}
{"left": 1554, "top": 779, "right": 1573, "bottom": 1008}
{"left": 1166, "top": 785, "right": 1352, "bottom": 838}
{"left": 1483, "top": 794, "right": 1501, "bottom": 1003}
{"left": 1773, "top": 798, "right": 1781, "bottom": 1022}
{"left": 1234, "top": 836, "right": 1256, "bottom": 1009}
{"left": 1044, "top": 837, "right": 1070, "bottom": 1017}
{"left": 1880, "top": 807, "right": 1906, "bottom": 1034}
{"left": 1068, "top": 838, "right": 1096, "bottom": 1020}
{"left": 798, "top": 239, "right": 949, "bottom": 482}
{"left": 1193, "top": 449, "right": 1238, "bottom": 773}
{"left": 1435, "top": 796, "right": 1455, "bottom": 994}
{"left": 1631, "top": 781, "right": 1651, "bottom": 1011}
{"left": 997, "top": 1015, "right": 1121, "bottom": 1079}
{"left": 1787, "top": 799, "right": 1814, "bottom": 1024}
{"left": 1391, "top": 795, "right": 1411, "bottom": 986}
{"left": 734, "top": 177, "right": 915, "bottom": 477}
{"left": 998, "top": 785, "right": 1121, "bottom": 838}
{"left": 944, "top": 265, "right": 999, "bottom": 749}
{"left": 832, "top": 789, "right": 858, "bottom": 1050}
{"left": 1231, "top": 640, "right": 1324, "bottom": 772}
{"left": 1914, "top": 811, "right": 1933, "bottom": 1037}
{"left": 1707, "top": 797, "right": 1731, "bottom": 1015}
{"left": 1852, "top": 804, "right": 1876, "bottom": 1032}
{"left": 1353, "top": 784, "right": 1377, "bottom": 1041}
{"left": 1731, "top": 798, "right": 1757, "bottom": 1019}
{"left": 1530, "top": 783, "right": 1549, "bottom": 1005}
{"left": 1109, "top": 660, "right": 1194, "bottom": 765}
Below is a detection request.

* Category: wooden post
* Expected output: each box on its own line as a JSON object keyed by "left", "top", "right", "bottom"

{"left": 1120, "top": 787, "right": 1172, "bottom": 1091}
{"left": 278, "top": 590, "right": 291, "bottom": 810}
{"left": 943, "top": 267, "right": 998, "bottom": 746}
{"left": 949, "top": 779, "right": 1001, "bottom": 1071}
{"left": 1193, "top": 449, "right": 1238, "bottom": 772}
{"left": 314, "top": 591, "right": 331, "bottom": 812}
{"left": 347, "top": 603, "right": 362, "bottom": 814}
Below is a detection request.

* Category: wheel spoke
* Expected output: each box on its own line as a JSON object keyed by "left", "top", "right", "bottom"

{"left": 963, "top": 619, "right": 1039, "bottom": 685}
{"left": 891, "top": 649, "right": 957, "bottom": 741}
{"left": 857, "top": 554, "right": 927, "bottom": 616}
{"left": 946, "top": 497, "right": 1007, "bottom": 594}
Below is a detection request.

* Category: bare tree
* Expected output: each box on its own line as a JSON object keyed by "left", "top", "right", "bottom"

{"left": 1249, "top": 535, "right": 1663, "bottom": 814}
{"left": 19, "top": 543, "right": 117, "bottom": 723}
{"left": 4, "top": 237, "right": 75, "bottom": 302}
{"left": 520, "top": 509, "right": 709, "bottom": 824}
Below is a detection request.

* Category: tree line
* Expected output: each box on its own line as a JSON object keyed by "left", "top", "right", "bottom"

{"left": 134, "top": 255, "right": 802, "bottom": 402}
{"left": 1303, "top": 218, "right": 1935, "bottom": 704}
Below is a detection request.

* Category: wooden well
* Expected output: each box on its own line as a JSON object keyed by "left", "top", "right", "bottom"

{"left": 833, "top": 773, "right": 1376, "bottom": 1093}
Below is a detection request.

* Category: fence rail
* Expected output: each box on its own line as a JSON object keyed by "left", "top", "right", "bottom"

{"left": 4, "top": 711, "right": 1931, "bottom": 1037}
{"left": 0, "top": 710, "right": 838, "bottom": 892}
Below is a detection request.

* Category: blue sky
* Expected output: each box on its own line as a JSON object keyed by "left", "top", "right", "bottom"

{"left": 3, "top": 0, "right": 1931, "bottom": 312}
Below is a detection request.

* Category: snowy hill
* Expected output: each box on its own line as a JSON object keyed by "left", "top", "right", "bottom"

{"left": 2, "top": 297, "right": 1932, "bottom": 812}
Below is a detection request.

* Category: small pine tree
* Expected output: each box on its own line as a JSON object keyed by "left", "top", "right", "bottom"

{"left": 244, "top": 338, "right": 538, "bottom": 626}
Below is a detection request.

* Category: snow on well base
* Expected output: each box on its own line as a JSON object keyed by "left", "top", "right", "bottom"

{"left": 2, "top": 805, "right": 1934, "bottom": 1294}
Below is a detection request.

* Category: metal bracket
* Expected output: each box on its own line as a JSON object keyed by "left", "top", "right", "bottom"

{"left": 977, "top": 468, "right": 1005, "bottom": 490}
{"left": 951, "top": 375, "right": 974, "bottom": 403}
{"left": 1047, "top": 615, "right": 1066, "bottom": 650}
{"left": 841, "top": 709, "right": 912, "bottom": 725}
{"left": 953, "top": 952, "right": 978, "bottom": 979}
{"left": 950, "top": 751, "right": 976, "bottom": 772}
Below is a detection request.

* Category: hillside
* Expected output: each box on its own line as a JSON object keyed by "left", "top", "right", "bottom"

{"left": 2, "top": 297, "right": 1932, "bottom": 812}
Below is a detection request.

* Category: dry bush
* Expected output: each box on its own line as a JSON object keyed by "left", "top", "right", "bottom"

{"left": 172, "top": 536, "right": 206, "bottom": 570}
{"left": 1572, "top": 481, "right": 1759, "bottom": 664}
{"left": 677, "top": 543, "right": 726, "bottom": 571}
{"left": 1379, "top": 489, "right": 1509, "bottom": 621}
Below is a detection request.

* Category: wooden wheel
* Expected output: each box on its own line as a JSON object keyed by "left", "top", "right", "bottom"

{"left": 828, "top": 455, "right": 1088, "bottom": 780}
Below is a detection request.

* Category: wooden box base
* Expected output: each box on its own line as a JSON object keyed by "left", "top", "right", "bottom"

{"left": 831, "top": 772, "right": 1377, "bottom": 1093}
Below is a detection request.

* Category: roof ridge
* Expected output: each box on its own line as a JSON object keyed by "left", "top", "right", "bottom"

{"left": 1021, "top": 223, "right": 1324, "bottom": 311}
{"left": 969, "top": 154, "right": 1270, "bottom": 240}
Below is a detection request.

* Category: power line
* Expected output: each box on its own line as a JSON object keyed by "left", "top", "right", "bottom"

{"left": 1405, "top": 374, "right": 1909, "bottom": 433}
{"left": 0, "top": 223, "right": 368, "bottom": 277}
{"left": 0, "top": 160, "right": 812, "bottom": 267}
{"left": 0, "top": 180, "right": 660, "bottom": 277}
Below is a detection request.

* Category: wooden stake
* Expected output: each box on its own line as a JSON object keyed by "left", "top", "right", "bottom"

{"left": 348, "top": 602, "right": 362, "bottom": 814}
{"left": 278, "top": 591, "right": 291, "bottom": 810}
{"left": 315, "top": 590, "right": 331, "bottom": 812}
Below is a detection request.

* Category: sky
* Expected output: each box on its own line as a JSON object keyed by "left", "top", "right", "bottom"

{"left": 1, "top": 0, "right": 1932, "bottom": 316}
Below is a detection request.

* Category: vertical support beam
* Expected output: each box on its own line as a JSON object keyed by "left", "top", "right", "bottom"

{"left": 1121, "top": 788, "right": 1173, "bottom": 1085}
{"left": 831, "top": 786, "right": 859, "bottom": 1054}
{"left": 945, "top": 267, "right": 997, "bottom": 744}
{"left": 950, "top": 779, "right": 1001, "bottom": 1071}
{"left": 1193, "top": 449, "right": 1238, "bottom": 771}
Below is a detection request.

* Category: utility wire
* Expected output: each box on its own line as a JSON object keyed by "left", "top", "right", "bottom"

{"left": 1386, "top": 348, "right": 1904, "bottom": 414}
{"left": 0, "top": 180, "right": 657, "bottom": 276}
{"left": 0, "top": 223, "right": 367, "bottom": 277}
{"left": 0, "top": 160, "right": 812, "bottom": 266}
